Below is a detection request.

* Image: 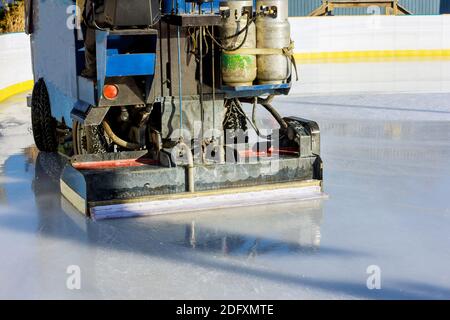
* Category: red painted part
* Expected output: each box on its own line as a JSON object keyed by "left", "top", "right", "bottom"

{"left": 238, "top": 147, "right": 299, "bottom": 158}
{"left": 72, "top": 147, "right": 299, "bottom": 170}
{"left": 238, "top": 150, "right": 269, "bottom": 158}
{"left": 277, "top": 147, "right": 300, "bottom": 155}
{"left": 72, "top": 158, "right": 159, "bottom": 170}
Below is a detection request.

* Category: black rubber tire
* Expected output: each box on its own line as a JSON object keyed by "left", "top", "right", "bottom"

{"left": 31, "top": 79, "right": 58, "bottom": 152}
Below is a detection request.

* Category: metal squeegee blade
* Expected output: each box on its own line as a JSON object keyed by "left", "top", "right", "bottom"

{"left": 91, "top": 186, "right": 326, "bottom": 220}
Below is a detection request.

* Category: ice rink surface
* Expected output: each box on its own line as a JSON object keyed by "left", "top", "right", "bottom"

{"left": 0, "top": 61, "right": 450, "bottom": 299}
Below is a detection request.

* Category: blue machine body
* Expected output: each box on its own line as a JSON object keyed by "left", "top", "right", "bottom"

{"left": 26, "top": 0, "right": 319, "bottom": 217}
{"left": 30, "top": 1, "right": 157, "bottom": 129}
{"left": 161, "top": 0, "right": 221, "bottom": 14}
{"left": 94, "top": 30, "right": 157, "bottom": 102}
{"left": 160, "top": 0, "right": 258, "bottom": 13}
{"left": 30, "top": 0, "right": 289, "bottom": 129}
{"left": 31, "top": 0, "right": 80, "bottom": 127}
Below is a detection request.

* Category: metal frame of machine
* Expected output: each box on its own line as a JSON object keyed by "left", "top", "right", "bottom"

{"left": 309, "top": 0, "right": 411, "bottom": 16}
{"left": 26, "top": 0, "right": 324, "bottom": 219}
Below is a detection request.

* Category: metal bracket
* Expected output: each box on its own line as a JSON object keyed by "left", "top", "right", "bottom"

{"left": 85, "top": 106, "right": 110, "bottom": 126}
{"left": 284, "top": 117, "right": 321, "bottom": 156}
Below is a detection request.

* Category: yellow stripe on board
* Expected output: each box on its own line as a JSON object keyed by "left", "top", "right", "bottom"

{"left": 0, "top": 49, "right": 449, "bottom": 102}
{"left": 0, "top": 80, "right": 34, "bottom": 103}
{"left": 294, "top": 49, "right": 450, "bottom": 64}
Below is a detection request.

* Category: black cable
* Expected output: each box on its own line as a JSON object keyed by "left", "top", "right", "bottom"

{"left": 206, "top": 13, "right": 253, "bottom": 52}
{"left": 89, "top": 2, "right": 108, "bottom": 31}
{"left": 234, "top": 99, "right": 271, "bottom": 139}
{"left": 206, "top": 24, "right": 248, "bottom": 52}
{"left": 219, "top": 15, "right": 257, "bottom": 40}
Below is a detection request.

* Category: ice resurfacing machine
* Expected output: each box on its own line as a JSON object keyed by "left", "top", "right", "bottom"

{"left": 27, "top": 0, "right": 324, "bottom": 219}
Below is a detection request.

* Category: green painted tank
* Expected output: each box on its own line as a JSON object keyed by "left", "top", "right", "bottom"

{"left": 220, "top": 0, "right": 257, "bottom": 86}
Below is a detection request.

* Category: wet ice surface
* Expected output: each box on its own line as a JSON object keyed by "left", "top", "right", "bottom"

{"left": 1, "top": 75, "right": 450, "bottom": 299}
{"left": 293, "top": 60, "right": 450, "bottom": 96}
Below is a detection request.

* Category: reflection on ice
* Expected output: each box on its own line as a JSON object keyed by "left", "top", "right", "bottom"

{"left": 24, "top": 149, "right": 324, "bottom": 259}
{"left": 175, "top": 201, "right": 323, "bottom": 256}
{"left": 1, "top": 109, "right": 449, "bottom": 298}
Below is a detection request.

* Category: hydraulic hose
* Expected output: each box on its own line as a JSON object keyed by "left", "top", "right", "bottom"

{"left": 102, "top": 120, "right": 140, "bottom": 150}
{"left": 239, "top": 96, "right": 288, "bottom": 130}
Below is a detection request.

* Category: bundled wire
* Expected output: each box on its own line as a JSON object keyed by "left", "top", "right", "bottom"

{"left": 223, "top": 98, "right": 248, "bottom": 132}
{"left": 188, "top": 27, "right": 209, "bottom": 60}
{"left": 223, "top": 98, "right": 272, "bottom": 139}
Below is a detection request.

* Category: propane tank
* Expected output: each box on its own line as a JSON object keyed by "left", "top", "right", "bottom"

{"left": 220, "top": 1, "right": 257, "bottom": 87}
{"left": 256, "top": 0, "right": 291, "bottom": 84}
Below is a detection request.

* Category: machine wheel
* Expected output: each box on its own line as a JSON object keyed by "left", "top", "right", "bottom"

{"left": 73, "top": 121, "right": 110, "bottom": 155}
{"left": 31, "top": 79, "right": 58, "bottom": 152}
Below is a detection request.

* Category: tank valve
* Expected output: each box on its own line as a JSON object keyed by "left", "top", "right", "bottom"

{"left": 259, "top": 5, "right": 278, "bottom": 18}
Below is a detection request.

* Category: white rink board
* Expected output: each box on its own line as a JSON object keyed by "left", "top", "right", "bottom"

{"left": 0, "top": 33, "right": 32, "bottom": 89}
{"left": 290, "top": 15, "right": 450, "bottom": 53}
{"left": 1, "top": 15, "right": 450, "bottom": 91}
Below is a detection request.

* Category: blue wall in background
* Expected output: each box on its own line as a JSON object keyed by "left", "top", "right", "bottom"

{"left": 441, "top": 0, "right": 450, "bottom": 13}
{"left": 288, "top": 0, "right": 450, "bottom": 16}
